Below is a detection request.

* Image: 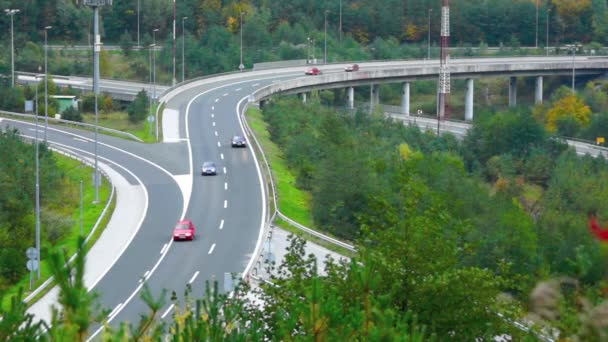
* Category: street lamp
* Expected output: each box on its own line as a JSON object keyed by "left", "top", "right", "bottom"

{"left": 44, "top": 26, "right": 52, "bottom": 143}
{"left": 33, "top": 72, "right": 42, "bottom": 279}
{"left": 565, "top": 44, "right": 581, "bottom": 94}
{"left": 324, "top": 10, "right": 329, "bottom": 64}
{"left": 427, "top": 9, "right": 432, "bottom": 59}
{"left": 148, "top": 43, "right": 153, "bottom": 136}
{"left": 535, "top": 0, "right": 539, "bottom": 48}
{"left": 239, "top": 12, "right": 245, "bottom": 71}
{"left": 152, "top": 28, "right": 159, "bottom": 101}
{"left": 137, "top": 0, "right": 140, "bottom": 47}
{"left": 339, "top": 0, "right": 342, "bottom": 42}
{"left": 546, "top": 8, "right": 550, "bottom": 56}
{"left": 307, "top": 37, "right": 311, "bottom": 63}
{"left": 182, "top": 16, "right": 188, "bottom": 82}
{"left": 5, "top": 9, "right": 19, "bottom": 87}
{"left": 172, "top": 0, "right": 176, "bottom": 86}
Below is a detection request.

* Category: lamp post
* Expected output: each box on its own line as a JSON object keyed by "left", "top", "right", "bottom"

{"left": 565, "top": 44, "right": 581, "bottom": 94}
{"left": 44, "top": 26, "right": 52, "bottom": 143}
{"left": 34, "top": 73, "right": 41, "bottom": 279}
{"left": 546, "top": 8, "right": 550, "bottom": 56}
{"left": 239, "top": 12, "right": 245, "bottom": 71}
{"left": 339, "top": 0, "right": 342, "bottom": 42}
{"left": 137, "top": 0, "right": 140, "bottom": 47}
{"left": 153, "top": 28, "right": 159, "bottom": 140}
{"left": 427, "top": 9, "right": 432, "bottom": 59}
{"left": 172, "top": 0, "right": 176, "bottom": 86}
{"left": 84, "top": 0, "right": 111, "bottom": 204}
{"left": 307, "top": 37, "right": 311, "bottom": 63}
{"left": 5, "top": 9, "right": 19, "bottom": 87}
{"left": 324, "top": 10, "right": 329, "bottom": 64}
{"left": 535, "top": 0, "right": 539, "bottom": 48}
{"left": 182, "top": 16, "right": 188, "bottom": 82}
{"left": 148, "top": 43, "right": 153, "bottom": 136}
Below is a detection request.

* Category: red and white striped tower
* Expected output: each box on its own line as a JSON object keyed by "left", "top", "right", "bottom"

{"left": 438, "top": 0, "right": 451, "bottom": 126}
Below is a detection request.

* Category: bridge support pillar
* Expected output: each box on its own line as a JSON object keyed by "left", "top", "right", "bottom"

{"left": 535, "top": 76, "right": 543, "bottom": 104}
{"left": 402, "top": 82, "right": 410, "bottom": 115}
{"left": 347, "top": 87, "right": 354, "bottom": 109}
{"left": 509, "top": 77, "right": 517, "bottom": 107}
{"left": 301, "top": 93, "right": 307, "bottom": 103}
{"left": 465, "top": 78, "right": 474, "bottom": 121}
{"left": 370, "top": 84, "right": 379, "bottom": 112}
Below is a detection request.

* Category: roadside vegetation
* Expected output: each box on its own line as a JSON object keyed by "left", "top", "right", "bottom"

{"left": 0, "top": 127, "right": 111, "bottom": 310}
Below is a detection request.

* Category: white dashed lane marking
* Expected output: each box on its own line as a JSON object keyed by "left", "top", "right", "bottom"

{"left": 161, "top": 304, "right": 174, "bottom": 319}
{"left": 219, "top": 219, "right": 224, "bottom": 230}
{"left": 188, "top": 271, "right": 199, "bottom": 284}
{"left": 208, "top": 243, "right": 216, "bottom": 255}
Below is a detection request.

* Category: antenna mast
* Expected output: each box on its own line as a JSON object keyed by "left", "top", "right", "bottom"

{"left": 437, "top": 0, "right": 451, "bottom": 133}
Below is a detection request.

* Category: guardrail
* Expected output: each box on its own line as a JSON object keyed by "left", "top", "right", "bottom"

{"left": 19, "top": 144, "right": 115, "bottom": 304}
{"left": 0, "top": 110, "right": 143, "bottom": 142}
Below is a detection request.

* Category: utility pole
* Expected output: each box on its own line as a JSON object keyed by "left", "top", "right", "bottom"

{"left": 172, "top": 0, "right": 176, "bottom": 86}
{"left": 437, "top": 0, "right": 451, "bottom": 135}
{"left": 182, "top": 16, "right": 188, "bottom": 82}
{"left": 565, "top": 44, "right": 581, "bottom": 94}
{"left": 44, "top": 26, "right": 51, "bottom": 143}
{"left": 5, "top": 9, "right": 19, "bottom": 87}
{"left": 84, "top": 0, "right": 111, "bottom": 204}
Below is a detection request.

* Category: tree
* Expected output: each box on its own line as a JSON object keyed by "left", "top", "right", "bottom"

{"left": 545, "top": 94, "right": 592, "bottom": 133}
{"left": 127, "top": 89, "right": 149, "bottom": 122}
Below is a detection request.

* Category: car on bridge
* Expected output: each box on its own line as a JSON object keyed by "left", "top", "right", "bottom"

{"left": 172, "top": 219, "right": 196, "bottom": 241}
{"left": 231, "top": 135, "right": 247, "bottom": 148}
{"left": 201, "top": 161, "right": 217, "bottom": 175}
{"left": 344, "top": 63, "right": 359, "bottom": 72}
{"left": 304, "top": 67, "right": 321, "bottom": 75}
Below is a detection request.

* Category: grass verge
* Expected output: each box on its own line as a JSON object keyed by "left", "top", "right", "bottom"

{"left": 1, "top": 152, "right": 112, "bottom": 310}
{"left": 245, "top": 107, "right": 356, "bottom": 257}
{"left": 82, "top": 110, "right": 157, "bottom": 143}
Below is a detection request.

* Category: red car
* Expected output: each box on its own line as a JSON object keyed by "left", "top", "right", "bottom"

{"left": 172, "top": 219, "right": 196, "bottom": 241}
{"left": 305, "top": 67, "right": 321, "bottom": 75}
{"left": 344, "top": 63, "right": 359, "bottom": 72}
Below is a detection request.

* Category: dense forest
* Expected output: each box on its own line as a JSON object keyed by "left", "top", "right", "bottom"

{"left": 1, "top": 0, "right": 607, "bottom": 82}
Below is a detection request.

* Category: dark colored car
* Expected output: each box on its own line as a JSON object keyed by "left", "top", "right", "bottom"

{"left": 344, "top": 63, "right": 359, "bottom": 72}
{"left": 305, "top": 67, "right": 321, "bottom": 75}
{"left": 201, "top": 161, "right": 217, "bottom": 175}
{"left": 231, "top": 135, "right": 247, "bottom": 148}
{"left": 172, "top": 219, "right": 196, "bottom": 241}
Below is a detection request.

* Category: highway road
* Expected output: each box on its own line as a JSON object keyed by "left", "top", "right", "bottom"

{"left": 6, "top": 56, "right": 608, "bottom": 336}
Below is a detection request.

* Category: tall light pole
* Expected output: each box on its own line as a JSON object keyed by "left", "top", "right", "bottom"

{"left": 5, "top": 9, "right": 19, "bottom": 87}
{"left": 324, "top": 10, "right": 329, "bottom": 64}
{"left": 34, "top": 73, "right": 41, "bottom": 279}
{"left": 339, "top": 0, "right": 342, "bottom": 42}
{"left": 84, "top": 0, "right": 111, "bottom": 204}
{"left": 153, "top": 28, "right": 159, "bottom": 140}
{"left": 137, "top": 0, "right": 140, "bottom": 47}
{"left": 148, "top": 43, "right": 153, "bottom": 136}
{"left": 546, "top": 8, "right": 550, "bottom": 56}
{"left": 535, "top": 0, "right": 539, "bottom": 48}
{"left": 307, "top": 37, "right": 311, "bottom": 63}
{"left": 172, "top": 0, "right": 176, "bottom": 86}
{"left": 44, "top": 26, "right": 52, "bottom": 143}
{"left": 182, "top": 16, "right": 188, "bottom": 82}
{"left": 565, "top": 44, "right": 581, "bottom": 94}
{"left": 427, "top": 8, "right": 432, "bottom": 59}
{"left": 239, "top": 12, "right": 245, "bottom": 71}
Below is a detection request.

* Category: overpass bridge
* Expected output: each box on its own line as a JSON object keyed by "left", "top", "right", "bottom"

{"left": 251, "top": 56, "right": 608, "bottom": 121}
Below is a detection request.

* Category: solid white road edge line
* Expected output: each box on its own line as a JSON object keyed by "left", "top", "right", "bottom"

{"left": 108, "top": 303, "right": 123, "bottom": 320}
{"left": 160, "top": 243, "right": 168, "bottom": 254}
{"left": 161, "top": 304, "right": 174, "bottom": 319}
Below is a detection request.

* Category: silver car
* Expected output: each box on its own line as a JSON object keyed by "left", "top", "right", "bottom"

{"left": 201, "top": 161, "right": 217, "bottom": 175}
{"left": 231, "top": 135, "right": 247, "bottom": 148}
